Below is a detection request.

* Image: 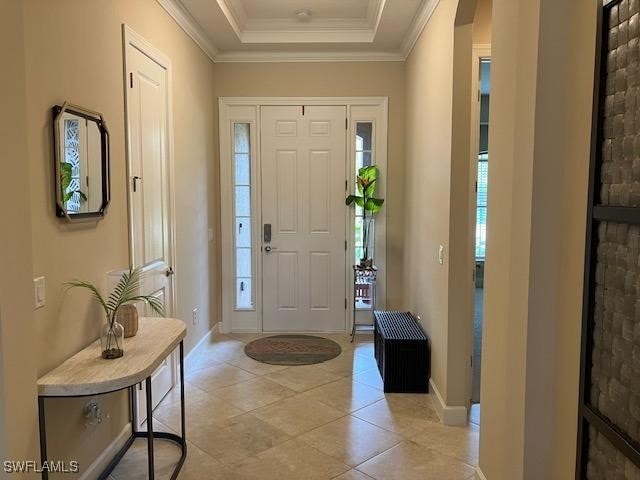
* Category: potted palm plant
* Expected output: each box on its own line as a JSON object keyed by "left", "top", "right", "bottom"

{"left": 65, "top": 267, "right": 165, "bottom": 359}
{"left": 346, "top": 165, "right": 385, "bottom": 268}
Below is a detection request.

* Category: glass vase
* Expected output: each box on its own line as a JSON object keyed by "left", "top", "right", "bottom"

{"left": 101, "top": 320, "right": 124, "bottom": 359}
{"left": 359, "top": 218, "right": 375, "bottom": 268}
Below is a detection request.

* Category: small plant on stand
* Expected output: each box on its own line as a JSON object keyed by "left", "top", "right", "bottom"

{"left": 65, "top": 268, "right": 165, "bottom": 359}
{"left": 346, "top": 165, "right": 385, "bottom": 268}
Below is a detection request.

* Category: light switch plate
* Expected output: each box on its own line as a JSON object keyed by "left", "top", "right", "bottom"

{"left": 34, "top": 276, "right": 46, "bottom": 309}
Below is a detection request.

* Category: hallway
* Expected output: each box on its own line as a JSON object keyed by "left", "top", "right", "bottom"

{"left": 111, "top": 333, "right": 478, "bottom": 480}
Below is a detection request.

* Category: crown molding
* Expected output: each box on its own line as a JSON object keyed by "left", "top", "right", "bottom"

{"left": 240, "top": 29, "right": 376, "bottom": 44}
{"left": 216, "top": 0, "right": 244, "bottom": 38}
{"left": 156, "top": 0, "right": 218, "bottom": 61}
{"left": 400, "top": 0, "right": 441, "bottom": 59}
{"left": 213, "top": 50, "right": 405, "bottom": 63}
{"left": 158, "top": 0, "right": 441, "bottom": 64}
{"left": 369, "top": 0, "right": 387, "bottom": 35}
{"left": 218, "top": 0, "right": 386, "bottom": 44}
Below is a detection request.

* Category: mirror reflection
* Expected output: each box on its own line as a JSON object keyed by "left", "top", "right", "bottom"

{"left": 53, "top": 103, "right": 110, "bottom": 220}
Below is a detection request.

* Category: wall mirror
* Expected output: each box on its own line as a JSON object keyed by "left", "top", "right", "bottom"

{"left": 52, "top": 102, "right": 110, "bottom": 220}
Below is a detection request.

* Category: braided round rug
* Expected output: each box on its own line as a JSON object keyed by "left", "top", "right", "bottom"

{"left": 244, "top": 334, "right": 342, "bottom": 366}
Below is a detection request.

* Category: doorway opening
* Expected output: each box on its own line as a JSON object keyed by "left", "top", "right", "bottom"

{"left": 471, "top": 56, "right": 491, "bottom": 425}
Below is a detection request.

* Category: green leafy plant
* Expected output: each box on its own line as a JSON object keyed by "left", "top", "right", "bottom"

{"left": 61, "top": 162, "right": 87, "bottom": 203}
{"left": 65, "top": 268, "right": 164, "bottom": 356}
{"left": 346, "top": 165, "right": 385, "bottom": 266}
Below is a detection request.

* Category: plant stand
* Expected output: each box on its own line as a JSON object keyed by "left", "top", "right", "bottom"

{"left": 351, "top": 265, "right": 377, "bottom": 342}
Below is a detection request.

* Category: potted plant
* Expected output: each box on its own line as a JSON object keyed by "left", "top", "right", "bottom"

{"left": 346, "top": 165, "right": 385, "bottom": 268}
{"left": 65, "top": 267, "right": 164, "bottom": 359}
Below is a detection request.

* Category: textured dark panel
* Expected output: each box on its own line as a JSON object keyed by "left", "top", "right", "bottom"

{"left": 587, "top": 426, "right": 640, "bottom": 479}
{"left": 602, "top": 0, "right": 640, "bottom": 206}
{"left": 591, "top": 221, "right": 640, "bottom": 442}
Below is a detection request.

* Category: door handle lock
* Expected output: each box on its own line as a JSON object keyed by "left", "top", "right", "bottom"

{"left": 165, "top": 266, "right": 175, "bottom": 277}
{"left": 264, "top": 246, "right": 278, "bottom": 254}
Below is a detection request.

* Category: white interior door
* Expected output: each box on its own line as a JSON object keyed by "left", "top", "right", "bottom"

{"left": 261, "top": 105, "right": 347, "bottom": 332}
{"left": 125, "top": 35, "right": 176, "bottom": 426}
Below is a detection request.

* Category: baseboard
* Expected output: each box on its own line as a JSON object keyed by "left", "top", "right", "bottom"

{"left": 429, "top": 378, "right": 468, "bottom": 426}
{"left": 78, "top": 423, "right": 130, "bottom": 480}
{"left": 184, "top": 324, "right": 216, "bottom": 371}
{"left": 475, "top": 466, "right": 488, "bottom": 480}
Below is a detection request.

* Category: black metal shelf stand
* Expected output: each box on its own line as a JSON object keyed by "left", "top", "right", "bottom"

{"left": 351, "top": 265, "right": 377, "bottom": 342}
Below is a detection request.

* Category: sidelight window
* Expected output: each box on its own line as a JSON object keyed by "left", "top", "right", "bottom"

{"left": 233, "top": 123, "right": 254, "bottom": 310}
{"left": 354, "top": 122, "right": 374, "bottom": 265}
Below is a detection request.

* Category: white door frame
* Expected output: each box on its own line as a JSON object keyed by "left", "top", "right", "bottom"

{"left": 468, "top": 45, "right": 491, "bottom": 404}
{"left": 122, "top": 25, "right": 179, "bottom": 412}
{"left": 219, "top": 97, "right": 388, "bottom": 333}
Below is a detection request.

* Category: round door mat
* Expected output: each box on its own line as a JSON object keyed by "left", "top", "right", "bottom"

{"left": 244, "top": 335, "right": 342, "bottom": 366}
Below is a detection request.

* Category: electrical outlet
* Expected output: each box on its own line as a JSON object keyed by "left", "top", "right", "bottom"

{"left": 438, "top": 245, "right": 445, "bottom": 265}
{"left": 192, "top": 308, "right": 198, "bottom": 325}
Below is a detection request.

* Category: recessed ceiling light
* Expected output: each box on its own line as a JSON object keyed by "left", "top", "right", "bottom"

{"left": 294, "top": 9, "right": 313, "bottom": 22}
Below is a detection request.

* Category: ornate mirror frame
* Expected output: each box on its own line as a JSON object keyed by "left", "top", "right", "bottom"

{"left": 52, "top": 102, "right": 110, "bottom": 221}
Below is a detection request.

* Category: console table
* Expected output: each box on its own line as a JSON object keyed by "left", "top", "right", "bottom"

{"left": 37, "top": 317, "right": 187, "bottom": 480}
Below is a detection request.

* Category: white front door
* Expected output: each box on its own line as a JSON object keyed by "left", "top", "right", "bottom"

{"left": 261, "top": 106, "right": 347, "bottom": 332}
{"left": 125, "top": 35, "right": 176, "bottom": 425}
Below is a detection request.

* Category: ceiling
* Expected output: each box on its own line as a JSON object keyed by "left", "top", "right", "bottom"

{"left": 157, "top": 0, "right": 440, "bottom": 62}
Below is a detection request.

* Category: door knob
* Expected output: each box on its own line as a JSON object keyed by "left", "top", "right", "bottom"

{"left": 165, "top": 266, "right": 175, "bottom": 277}
{"left": 264, "top": 246, "right": 272, "bottom": 253}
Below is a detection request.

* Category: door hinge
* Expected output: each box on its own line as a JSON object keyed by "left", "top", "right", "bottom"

{"left": 475, "top": 180, "right": 478, "bottom": 193}
{"left": 345, "top": 240, "right": 348, "bottom": 251}
{"left": 345, "top": 118, "right": 348, "bottom": 130}
{"left": 345, "top": 179, "right": 348, "bottom": 192}
{"left": 302, "top": 105, "right": 305, "bottom": 115}
{"left": 345, "top": 298, "right": 348, "bottom": 310}
{"left": 129, "top": 72, "right": 133, "bottom": 88}
{"left": 478, "top": 89, "right": 481, "bottom": 102}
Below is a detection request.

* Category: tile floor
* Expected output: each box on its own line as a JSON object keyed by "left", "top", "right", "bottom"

{"left": 110, "top": 332, "right": 479, "bottom": 479}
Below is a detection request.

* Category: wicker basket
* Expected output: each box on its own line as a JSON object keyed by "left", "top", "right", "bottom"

{"left": 116, "top": 304, "right": 139, "bottom": 338}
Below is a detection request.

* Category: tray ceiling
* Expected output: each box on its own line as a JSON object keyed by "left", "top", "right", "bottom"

{"left": 157, "top": 0, "right": 440, "bottom": 62}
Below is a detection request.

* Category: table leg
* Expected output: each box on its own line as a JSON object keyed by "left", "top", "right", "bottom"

{"left": 145, "top": 377, "right": 154, "bottom": 480}
{"left": 130, "top": 385, "right": 138, "bottom": 434}
{"left": 179, "top": 341, "right": 186, "bottom": 445}
{"left": 38, "top": 397, "right": 48, "bottom": 480}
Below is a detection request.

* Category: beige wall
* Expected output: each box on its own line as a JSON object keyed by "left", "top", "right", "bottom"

{"left": 403, "top": 0, "right": 458, "bottom": 401}
{"left": 20, "top": 0, "right": 216, "bottom": 475}
{"left": 0, "top": 1, "right": 39, "bottom": 476}
{"left": 473, "top": 0, "right": 492, "bottom": 44}
{"left": 478, "top": 0, "right": 597, "bottom": 478}
{"left": 211, "top": 61, "right": 406, "bottom": 309}
{"left": 403, "top": 0, "right": 491, "bottom": 408}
